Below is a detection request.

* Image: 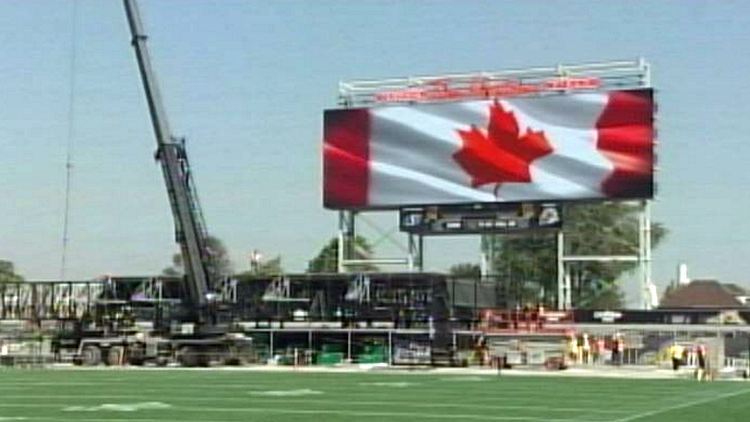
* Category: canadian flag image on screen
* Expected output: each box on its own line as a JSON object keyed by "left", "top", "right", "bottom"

{"left": 323, "top": 89, "right": 653, "bottom": 209}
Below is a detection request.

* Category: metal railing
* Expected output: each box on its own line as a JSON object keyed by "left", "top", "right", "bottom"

{"left": 338, "top": 58, "right": 650, "bottom": 107}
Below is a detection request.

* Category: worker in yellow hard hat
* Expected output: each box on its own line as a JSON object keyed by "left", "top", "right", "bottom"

{"left": 670, "top": 342, "right": 684, "bottom": 371}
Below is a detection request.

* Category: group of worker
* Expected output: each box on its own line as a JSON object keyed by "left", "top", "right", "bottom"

{"left": 567, "top": 332, "right": 624, "bottom": 365}
{"left": 669, "top": 342, "right": 709, "bottom": 381}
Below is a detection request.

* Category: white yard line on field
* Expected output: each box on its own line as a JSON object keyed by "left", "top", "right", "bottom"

{"left": 0, "top": 391, "right": 678, "bottom": 411}
{"left": 612, "top": 388, "right": 750, "bottom": 422}
{"left": 0, "top": 403, "right": 611, "bottom": 422}
{"left": 0, "top": 381, "right": 693, "bottom": 400}
{"left": 0, "top": 396, "right": 633, "bottom": 415}
{"left": 0, "top": 408, "right": 583, "bottom": 422}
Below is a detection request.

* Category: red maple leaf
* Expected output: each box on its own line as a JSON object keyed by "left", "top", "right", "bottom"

{"left": 453, "top": 101, "right": 553, "bottom": 189}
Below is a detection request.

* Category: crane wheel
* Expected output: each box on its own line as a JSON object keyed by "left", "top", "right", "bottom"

{"left": 107, "top": 346, "right": 125, "bottom": 366}
{"left": 177, "top": 346, "right": 207, "bottom": 367}
{"left": 128, "top": 344, "right": 146, "bottom": 366}
{"left": 80, "top": 345, "right": 102, "bottom": 366}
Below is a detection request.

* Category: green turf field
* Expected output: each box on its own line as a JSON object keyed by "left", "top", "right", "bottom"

{"left": 0, "top": 369, "right": 748, "bottom": 421}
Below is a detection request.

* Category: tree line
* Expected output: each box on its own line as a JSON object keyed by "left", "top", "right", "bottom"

{"left": 451, "top": 202, "right": 666, "bottom": 308}
{"left": 2, "top": 202, "right": 666, "bottom": 309}
{"left": 0, "top": 260, "right": 23, "bottom": 283}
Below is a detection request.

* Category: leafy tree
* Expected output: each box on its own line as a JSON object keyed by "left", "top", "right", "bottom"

{"left": 448, "top": 263, "right": 482, "bottom": 279}
{"left": 486, "top": 202, "right": 666, "bottom": 308}
{"left": 578, "top": 283, "right": 625, "bottom": 309}
{"left": 0, "top": 260, "right": 24, "bottom": 283}
{"left": 237, "top": 255, "right": 284, "bottom": 277}
{"left": 307, "top": 236, "right": 377, "bottom": 273}
{"left": 488, "top": 233, "right": 557, "bottom": 306}
{"left": 256, "top": 255, "right": 283, "bottom": 276}
{"left": 161, "top": 253, "right": 183, "bottom": 277}
{"left": 162, "top": 235, "right": 233, "bottom": 279}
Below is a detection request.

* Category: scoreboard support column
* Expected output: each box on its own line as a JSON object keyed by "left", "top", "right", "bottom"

{"left": 337, "top": 211, "right": 355, "bottom": 273}
{"left": 639, "top": 200, "right": 655, "bottom": 310}
{"left": 556, "top": 230, "right": 566, "bottom": 310}
{"left": 557, "top": 200, "right": 654, "bottom": 310}
{"left": 407, "top": 234, "right": 424, "bottom": 272}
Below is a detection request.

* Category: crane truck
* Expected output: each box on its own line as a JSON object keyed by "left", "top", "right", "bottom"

{"left": 66, "top": 0, "right": 251, "bottom": 367}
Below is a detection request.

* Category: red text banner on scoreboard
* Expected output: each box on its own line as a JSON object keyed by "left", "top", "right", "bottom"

{"left": 323, "top": 88, "right": 654, "bottom": 210}
{"left": 374, "top": 76, "right": 601, "bottom": 104}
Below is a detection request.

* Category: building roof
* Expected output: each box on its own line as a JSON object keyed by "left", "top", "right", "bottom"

{"left": 660, "top": 279, "right": 745, "bottom": 309}
{"left": 722, "top": 283, "right": 748, "bottom": 297}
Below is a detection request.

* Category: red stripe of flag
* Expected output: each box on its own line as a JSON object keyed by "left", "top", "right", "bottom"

{"left": 596, "top": 89, "right": 654, "bottom": 198}
{"left": 323, "top": 109, "right": 370, "bottom": 208}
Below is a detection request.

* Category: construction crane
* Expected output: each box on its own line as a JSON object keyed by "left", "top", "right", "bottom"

{"left": 123, "top": 0, "right": 214, "bottom": 326}
{"left": 121, "top": 0, "right": 251, "bottom": 364}
{"left": 56, "top": 0, "right": 250, "bottom": 367}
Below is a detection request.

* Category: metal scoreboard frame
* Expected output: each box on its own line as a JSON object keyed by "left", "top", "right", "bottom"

{"left": 331, "top": 59, "right": 656, "bottom": 311}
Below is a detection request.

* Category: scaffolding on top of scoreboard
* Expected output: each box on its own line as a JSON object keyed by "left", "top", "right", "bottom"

{"left": 338, "top": 58, "right": 650, "bottom": 107}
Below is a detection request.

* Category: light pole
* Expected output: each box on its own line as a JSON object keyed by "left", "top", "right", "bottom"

{"left": 249, "top": 250, "right": 263, "bottom": 274}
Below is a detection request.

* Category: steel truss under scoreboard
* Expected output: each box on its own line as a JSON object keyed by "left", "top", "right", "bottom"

{"left": 333, "top": 58, "right": 656, "bottom": 310}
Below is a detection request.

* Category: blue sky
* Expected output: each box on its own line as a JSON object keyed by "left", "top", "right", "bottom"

{"left": 1, "top": 0, "right": 750, "bottom": 302}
